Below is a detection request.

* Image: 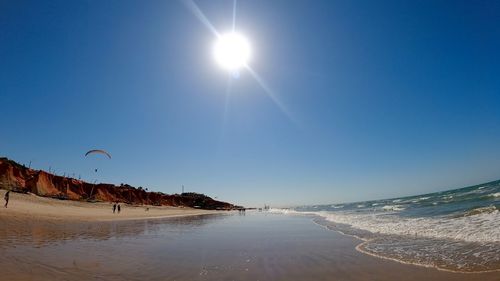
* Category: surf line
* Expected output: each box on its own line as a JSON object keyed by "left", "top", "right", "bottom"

{"left": 307, "top": 215, "right": 500, "bottom": 274}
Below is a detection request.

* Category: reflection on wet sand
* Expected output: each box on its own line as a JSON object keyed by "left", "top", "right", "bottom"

{"left": 1, "top": 213, "right": 499, "bottom": 281}
{"left": 0, "top": 214, "right": 225, "bottom": 248}
{"left": 1, "top": 214, "right": 230, "bottom": 281}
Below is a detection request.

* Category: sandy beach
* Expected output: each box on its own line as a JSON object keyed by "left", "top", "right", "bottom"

{"left": 1, "top": 199, "right": 498, "bottom": 281}
{"left": 0, "top": 190, "right": 220, "bottom": 222}
{"left": 2, "top": 0, "right": 498, "bottom": 280}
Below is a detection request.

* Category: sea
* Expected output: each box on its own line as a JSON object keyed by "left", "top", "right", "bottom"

{"left": 272, "top": 180, "right": 500, "bottom": 272}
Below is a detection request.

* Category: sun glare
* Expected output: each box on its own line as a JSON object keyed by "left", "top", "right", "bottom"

{"left": 214, "top": 32, "right": 251, "bottom": 71}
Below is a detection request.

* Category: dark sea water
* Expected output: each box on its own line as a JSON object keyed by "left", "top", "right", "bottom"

{"left": 276, "top": 180, "right": 500, "bottom": 272}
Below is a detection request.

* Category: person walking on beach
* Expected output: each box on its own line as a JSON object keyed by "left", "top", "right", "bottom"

{"left": 4, "top": 191, "right": 10, "bottom": 208}
{"left": 113, "top": 203, "right": 117, "bottom": 213}
{"left": 117, "top": 204, "right": 121, "bottom": 214}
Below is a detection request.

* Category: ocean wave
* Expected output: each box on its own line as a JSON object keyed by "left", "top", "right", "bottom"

{"left": 274, "top": 208, "right": 500, "bottom": 272}
{"left": 462, "top": 206, "right": 498, "bottom": 217}
{"left": 269, "top": 208, "right": 302, "bottom": 215}
{"left": 381, "top": 205, "right": 405, "bottom": 211}
{"left": 357, "top": 236, "right": 500, "bottom": 272}
{"left": 490, "top": 192, "right": 500, "bottom": 198}
{"left": 410, "top": 197, "right": 429, "bottom": 203}
{"left": 279, "top": 209, "right": 500, "bottom": 243}
{"left": 273, "top": 180, "right": 500, "bottom": 272}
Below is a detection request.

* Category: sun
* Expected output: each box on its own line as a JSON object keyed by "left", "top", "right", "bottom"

{"left": 213, "top": 32, "right": 251, "bottom": 71}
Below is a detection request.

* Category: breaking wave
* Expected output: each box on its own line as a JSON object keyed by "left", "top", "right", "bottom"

{"left": 272, "top": 179, "right": 500, "bottom": 272}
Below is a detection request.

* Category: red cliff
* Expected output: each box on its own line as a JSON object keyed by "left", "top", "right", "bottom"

{"left": 0, "top": 157, "right": 238, "bottom": 210}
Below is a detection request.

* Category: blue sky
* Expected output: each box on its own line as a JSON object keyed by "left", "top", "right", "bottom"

{"left": 1, "top": 0, "right": 500, "bottom": 207}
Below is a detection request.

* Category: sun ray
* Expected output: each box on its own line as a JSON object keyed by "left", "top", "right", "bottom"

{"left": 232, "top": 0, "right": 237, "bottom": 32}
{"left": 182, "top": 0, "right": 300, "bottom": 127}
{"left": 181, "top": 0, "right": 220, "bottom": 38}
{"left": 245, "top": 65, "right": 300, "bottom": 127}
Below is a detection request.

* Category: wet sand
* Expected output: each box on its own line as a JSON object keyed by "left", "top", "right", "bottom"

{"left": 0, "top": 190, "right": 219, "bottom": 222}
{"left": 0, "top": 209, "right": 498, "bottom": 281}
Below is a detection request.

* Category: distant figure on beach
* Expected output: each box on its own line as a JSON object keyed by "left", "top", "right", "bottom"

{"left": 4, "top": 191, "right": 10, "bottom": 208}
{"left": 117, "top": 204, "right": 121, "bottom": 214}
{"left": 113, "top": 203, "right": 117, "bottom": 213}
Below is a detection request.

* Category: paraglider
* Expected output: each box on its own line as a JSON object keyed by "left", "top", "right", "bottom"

{"left": 84, "top": 150, "right": 111, "bottom": 200}
{"left": 85, "top": 149, "right": 111, "bottom": 173}
{"left": 85, "top": 149, "right": 111, "bottom": 159}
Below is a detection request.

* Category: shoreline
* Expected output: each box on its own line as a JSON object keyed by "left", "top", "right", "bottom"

{"left": 354, "top": 241, "right": 500, "bottom": 275}
{"left": 1, "top": 211, "right": 499, "bottom": 280}
{"left": 294, "top": 212, "right": 500, "bottom": 274}
{"left": 2, "top": 190, "right": 498, "bottom": 278}
{"left": 0, "top": 189, "right": 224, "bottom": 222}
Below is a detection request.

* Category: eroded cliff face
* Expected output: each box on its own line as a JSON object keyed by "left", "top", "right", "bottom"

{"left": 0, "top": 157, "right": 237, "bottom": 210}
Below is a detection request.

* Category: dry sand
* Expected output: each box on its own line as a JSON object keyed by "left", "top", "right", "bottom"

{"left": 0, "top": 189, "right": 220, "bottom": 222}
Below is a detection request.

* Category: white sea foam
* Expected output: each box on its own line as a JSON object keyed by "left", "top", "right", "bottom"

{"left": 274, "top": 208, "right": 500, "bottom": 243}
{"left": 381, "top": 205, "right": 405, "bottom": 211}
{"left": 272, "top": 180, "right": 500, "bottom": 272}
{"left": 359, "top": 236, "right": 500, "bottom": 272}
{"left": 411, "top": 197, "right": 429, "bottom": 203}
{"left": 269, "top": 208, "right": 301, "bottom": 215}
{"left": 329, "top": 210, "right": 500, "bottom": 243}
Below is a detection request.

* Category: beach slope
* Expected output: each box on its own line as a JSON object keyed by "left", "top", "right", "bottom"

{"left": 0, "top": 190, "right": 220, "bottom": 222}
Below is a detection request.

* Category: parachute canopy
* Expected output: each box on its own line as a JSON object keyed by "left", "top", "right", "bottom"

{"left": 85, "top": 149, "right": 111, "bottom": 159}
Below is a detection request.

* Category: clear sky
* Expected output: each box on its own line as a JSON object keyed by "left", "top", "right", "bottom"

{"left": 1, "top": 0, "right": 500, "bottom": 207}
